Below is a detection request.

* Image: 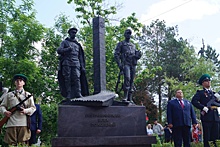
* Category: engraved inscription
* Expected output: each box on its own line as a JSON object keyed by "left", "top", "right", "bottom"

{"left": 85, "top": 113, "right": 120, "bottom": 127}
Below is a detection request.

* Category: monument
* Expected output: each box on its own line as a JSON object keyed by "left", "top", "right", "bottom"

{"left": 114, "top": 29, "right": 142, "bottom": 102}
{"left": 52, "top": 17, "right": 156, "bottom": 147}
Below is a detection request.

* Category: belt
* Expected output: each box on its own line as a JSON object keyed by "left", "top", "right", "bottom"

{"left": 210, "top": 106, "right": 219, "bottom": 109}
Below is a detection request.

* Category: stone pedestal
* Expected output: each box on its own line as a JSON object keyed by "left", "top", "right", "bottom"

{"left": 52, "top": 105, "right": 156, "bottom": 147}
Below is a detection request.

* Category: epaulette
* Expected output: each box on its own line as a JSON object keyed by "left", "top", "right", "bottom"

{"left": 196, "top": 89, "right": 203, "bottom": 92}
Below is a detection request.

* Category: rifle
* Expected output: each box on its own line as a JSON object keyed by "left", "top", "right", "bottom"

{"left": 201, "top": 91, "right": 220, "bottom": 115}
{"left": 0, "top": 94, "right": 32, "bottom": 133}
{"left": 115, "top": 69, "right": 123, "bottom": 93}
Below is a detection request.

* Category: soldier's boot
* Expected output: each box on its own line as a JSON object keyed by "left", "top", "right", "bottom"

{"left": 127, "top": 92, "right": 132, "bottom": 101}
{"left": 75, "top": 81, "right": 83, "bottom": 98}
{"left": 65, "top": 80, "right": 72, "bottom": 99}
{"left": 127, "top": 92, "right": 135, "bottom": 104}
{"left": 122, "top": 90, "right": 129, "bottom": 101}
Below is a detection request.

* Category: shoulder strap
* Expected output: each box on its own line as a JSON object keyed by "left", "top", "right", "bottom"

{"left": 14, "top": 91, "right": 27, "bottom": 108}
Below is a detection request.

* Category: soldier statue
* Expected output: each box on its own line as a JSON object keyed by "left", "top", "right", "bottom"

{"left": 57, "top": 27, "right": 89, "bottom": 100}
{"left": 114, "top": 29, "right": 142, "bottom": 102}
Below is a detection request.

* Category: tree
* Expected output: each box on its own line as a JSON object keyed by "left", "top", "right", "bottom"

{"left": 67, "top": 0, "right": 117, "bottom": 26}
{"left": 136, "top": 19, "right": 206, "bottom": 121}
{"left": 0, "top": 0, "right": 45, "bottom": 97}
{"left": 0, "top": 0, "right": 44, "bottom": 61}
{"left": 137, "top": 19, "right": 180, "bottom": 121}
{"left": 133, "top": 67, "right": 161, "bottom": 120}
{"left": 38, "top": 14, "right": 73, "bottom": 103}
{"left": 204, "top": 45, "right": 220, "bottom": 71}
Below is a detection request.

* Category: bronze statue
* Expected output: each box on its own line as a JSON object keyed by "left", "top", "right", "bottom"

{"left": 57, "top": 27, "right": 89, "bottom": 100}
{"left": 114, "top": 29, "right": 142, "bottom": 102}
{"left": 198, "top": 38, "right": 205, "bottom": 57}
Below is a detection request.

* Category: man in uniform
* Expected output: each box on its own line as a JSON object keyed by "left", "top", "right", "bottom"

{"left": 57, "top": 27, "right": 89, "bottom": 100}
{"left": 0, "top": 74, "right": 36, "bottom": 146}
{"left": 114, "top": 29, "right": 142, "bottom": 102}
{"left": 192, "top": 74, "right": 220, "bottom": 147}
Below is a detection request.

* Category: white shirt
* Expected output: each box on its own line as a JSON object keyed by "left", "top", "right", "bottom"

{"left": 178, "top": 98, "right": 184, "bottom": 106}
{"left": 146, "top": 128, "right": 153, "bottom": 135}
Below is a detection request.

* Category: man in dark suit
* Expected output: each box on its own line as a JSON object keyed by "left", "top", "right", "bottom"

{"left": 167, "top": 89, "right": 197, "bottom": 147}
{"left": 29, "top": 104, "right": 43, "bottom": 146}
{"left": 192, "top": 74, "right": 220, "bottom": 147}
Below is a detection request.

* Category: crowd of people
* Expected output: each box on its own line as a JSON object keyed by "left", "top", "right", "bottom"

{"left": 146, "top": 120, "right": 203, "bottom": 144}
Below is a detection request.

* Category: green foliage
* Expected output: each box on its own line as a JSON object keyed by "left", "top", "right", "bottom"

{"left": 0, "top": 117, "right": 7, "bottom": 146}
{"left": 191, "top": 142, "right": 203, "bottom": 147}
{"left": 152, "top": 135, "right": 162, "bottom": 147}
{"left": 0, "top": 58, "right": 41, "bottom": 92}
{"left": 204, "top": 45, "right": 220, "bottom": 72}
{"left": 1, "top": 0, "right": 220, "bottom": 145}
{"left": 208, "top": 140, "right": 220, "bottom": 147}
{"left": 67, "top": 0, "right": 117, "bottom": 25}
{"left": 162, "top": 143, "right": 173, "bottom": 147}
{"left": 137, "top": 19, "right": 185, "bottom": 120}
{"left": 40, "top": 103, "right": 58, "bottom": 146}
{"left": 164, "top": 77, "right": 197, "bottom": 100}
{"left": 1, "top": 0, "right": 45, "bottom": 61}
{"left": 38, "top": 27, "right": 63, "bottom": 104}
{"left": 54, "top": 14, "right": 73, "bottom": 38}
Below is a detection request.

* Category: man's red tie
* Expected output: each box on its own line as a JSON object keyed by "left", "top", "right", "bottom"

{"left": 179, "top": 100, "right": 184, "bottom": 109}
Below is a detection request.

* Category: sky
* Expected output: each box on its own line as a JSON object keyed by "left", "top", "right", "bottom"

{"left": 33, "top": 0, "right": 220, "bottom": 54}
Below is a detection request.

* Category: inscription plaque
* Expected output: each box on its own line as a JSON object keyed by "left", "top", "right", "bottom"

{"left": 57, "top": 105, "right": 147, "bottom": 137}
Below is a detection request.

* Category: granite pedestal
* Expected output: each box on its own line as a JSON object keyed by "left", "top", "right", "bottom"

{"left": 52, "top": 105, "right": 156, "bottom": 147}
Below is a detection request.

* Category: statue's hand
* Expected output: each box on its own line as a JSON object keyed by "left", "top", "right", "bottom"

{"left": 119, "top": 65, "right": 123, "bottom": 71}
{"left": 135, "top": 50, "right": 142, "bottom": 58}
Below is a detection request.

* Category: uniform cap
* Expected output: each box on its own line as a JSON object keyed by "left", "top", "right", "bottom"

{"left": 68, "top": 27, "right": 78, "bottom": 34}
{"left": 198, "top": 74, "right": 210, "bottom": 85}
{"left": 13, "top": 74, "right": 27, "bottom": 82}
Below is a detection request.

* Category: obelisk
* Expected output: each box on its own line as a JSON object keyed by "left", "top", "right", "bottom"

{"left": 93, "top": 17, "right": 106, "bottom": 94}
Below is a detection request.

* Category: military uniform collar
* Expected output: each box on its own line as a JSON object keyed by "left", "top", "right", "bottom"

{"left": 15, "top": 89, "right": 24, "bottom": 94}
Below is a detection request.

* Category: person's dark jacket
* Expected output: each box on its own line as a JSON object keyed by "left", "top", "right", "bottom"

{"left": 192, "top": 89, "right": 220, "bottom": 122}
{"left": 30, "top": 104, "right": 42, "bottom": 131}
{"left": 167, "top": 99, "right": 197, "bottom": 127}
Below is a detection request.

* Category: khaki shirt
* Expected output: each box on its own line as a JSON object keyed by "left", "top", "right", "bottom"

{"left": 0, "top": 90, "right": 36, "bottom": 127}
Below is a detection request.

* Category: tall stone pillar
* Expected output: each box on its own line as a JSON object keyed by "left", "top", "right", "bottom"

{"left": 93, "top": 17, "right": 106, "bottom": 94}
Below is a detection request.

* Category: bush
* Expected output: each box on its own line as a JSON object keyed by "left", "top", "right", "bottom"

{"left": 40, "top": 103, "right": 58, "bottom": 146}
{"left": 209, "top": 140, "right": 220, "bottom": 147}
{"left": 191, "top": 142, "right": 203, "bottom": 147}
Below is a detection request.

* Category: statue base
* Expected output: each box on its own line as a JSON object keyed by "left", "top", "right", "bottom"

{"left": 52, "top": 136, "right": 156, "bottom": 147}
{"left": 52, "top": 105, "right": 156, "bottom": 147}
